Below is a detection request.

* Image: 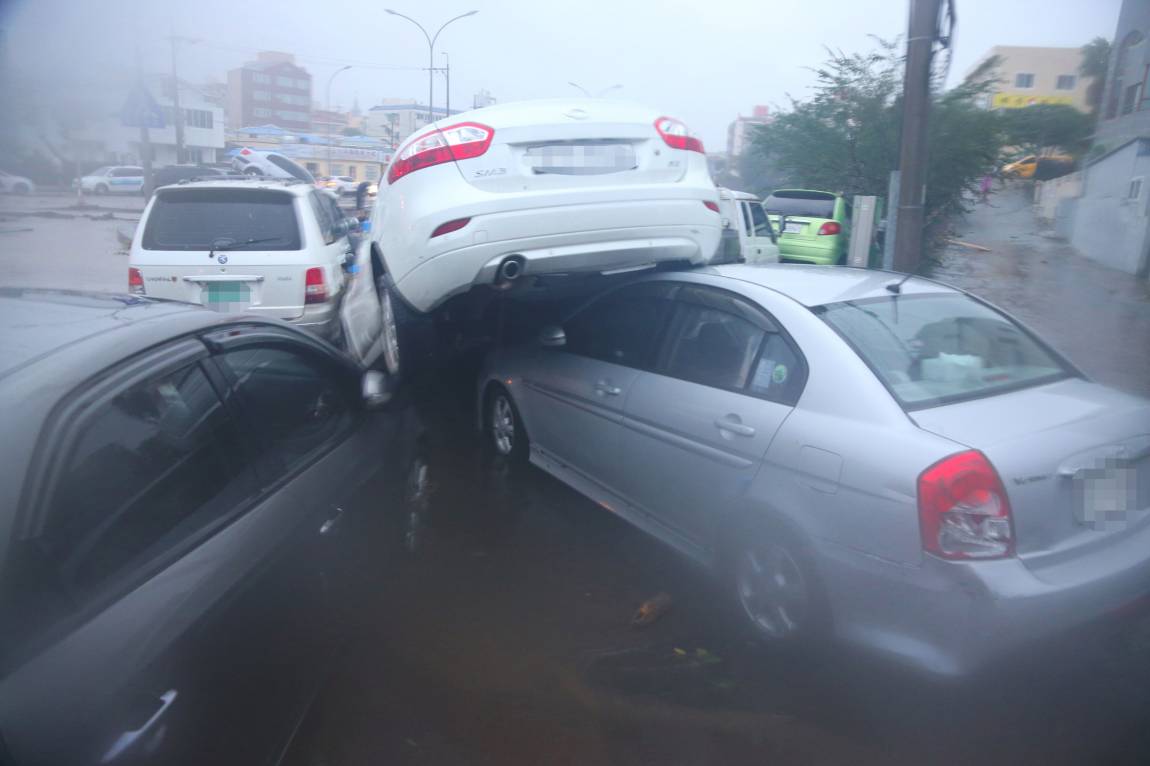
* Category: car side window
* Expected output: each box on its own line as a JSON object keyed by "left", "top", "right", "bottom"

{"left": 662, "top": 304, "right": 765, "bottom": 390}
{"left": 217, "top": 345, "right": 356, "bottom": 479}
{"left": 41, "top": 362, "right": 253, "bottom": 600}
{"left": 749, "top": 203, "right": 772, "bottom": 237}
{"left": 564, "top": 282, "right": 675, "bottom": 369}
{"left": 739, "top": 202, "right": 754, "bottom": 237}
{"left": 309, "top": 192, "right": 336, "bottom": 245}
{"left": 748, "top": 333, "right": 806, "bottom": 405}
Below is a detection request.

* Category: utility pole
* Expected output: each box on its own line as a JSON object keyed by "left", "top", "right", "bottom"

{"left": 892, "top": 0, "right": 944, "bottom": 273}
{"left": 134, "top": 46, "right": 154, "bottom": 197}
{"left": 167, "top": 29, "right": 197, "bottom": 164}
{"left": 442, "top": 52, "right": 450, "bottom": 116}
{"left": 385, "top": 10, "right": 477, "bottom": 122}
{"left": 326, "top": 65, "right": 352, "bottom": 178}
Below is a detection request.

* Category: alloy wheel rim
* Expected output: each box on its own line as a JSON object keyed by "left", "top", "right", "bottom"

{"left": 381, "top": 288, "right": 400, "bottom": 375}
{"left": 736, "top": 543, "right": 808, "bottom": 640}
{"left": 492, "top": 396, "right": 515, "bottom": 455}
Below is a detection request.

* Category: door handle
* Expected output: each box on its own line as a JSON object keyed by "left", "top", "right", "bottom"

{"left": 594, "top": 381, "right": 622, "bottom": 396}
{"left": 714, "top": 418, "right": 755, "bottom": 437}
{"left": 319, "top": 507, "right": 344, "bottom": 536}
{"left": 101, "top": 690, "right": 177, "bottom": 763}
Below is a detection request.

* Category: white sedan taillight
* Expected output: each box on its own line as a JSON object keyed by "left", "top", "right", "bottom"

{"left": 387, "top": 122, "right": 495, "bottom": 184}
{"left": 654, "top": 116, "right": 704, "bottom": 154}
{"left": 918, "top": 450, "right": 1015, "bottom": 560}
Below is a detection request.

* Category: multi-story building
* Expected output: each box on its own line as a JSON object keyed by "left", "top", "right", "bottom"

{"left": 227, "top": 52, "right": 312, "bottom": 131}
{"left": 1059, "top": 1, "right": 1150, "bottom": 279}
{"left": 364, "top": 101, "right": 458, "bottom": 147}
{"left": 965, "top": 46, "right": 1093, "bottom": 111}
{"left": 311, "top": 108, "right": 349, "bottom": 136}
{"left": 473, "top": 89, "right": 497, "bottom": 109}
{"left": 726, "top": 106, "right": 771, "bottom": 157}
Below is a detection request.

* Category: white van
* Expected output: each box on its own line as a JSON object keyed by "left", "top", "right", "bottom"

{"left": 128, "top": 178, "right": 387, "bottom": 366}
{"left": 714, "top": 188, "right": 780, "bottom": 265}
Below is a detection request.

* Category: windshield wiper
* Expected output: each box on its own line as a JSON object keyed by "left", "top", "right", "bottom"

{"left": 208, "top": 237, "right": 282, "bottom": 259}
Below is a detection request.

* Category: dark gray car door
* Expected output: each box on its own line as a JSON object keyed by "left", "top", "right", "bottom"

{"left": 619, "top": 286, "right": 807, "bottom": 547}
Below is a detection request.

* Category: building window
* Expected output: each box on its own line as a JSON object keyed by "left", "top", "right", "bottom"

{"left": 296, "top": 79, "right": 309, "bottom": 90}
{"left": 347, "top": 166, "right": 356, "bottom": 179}
{"left": 330, "top": 164, "right": 344, "bottom": 176}
{"left": 186, "top": 109, "right": 213, "bottom": 129}
{"left": 1014, "top": 73, "right": 1035, "bottom": 89}
{"left": 254, "top": 107, "right": 272, "bottom": 118}
{"left": 252, "top": 72, "right": 271, "bottom": 84}
{"left": 253, "top": 90, "right": 270, "bottom": 101}
{"left": 1123, "top": 82, "right": 1142, "bottom": 115}
{"left": 276, "top": 76, "right": 295, "bottom": 87}
{"left": 186, "top": 148, "right": 203, "bottom": 163}
{"left": 1129, "top": 177, "right": 1143, "bottom": 201}
{"left": 1055, "top": 75, "right": 1076, "bottom": 91}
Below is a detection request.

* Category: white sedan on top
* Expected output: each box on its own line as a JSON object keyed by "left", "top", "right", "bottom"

{"left": 364, "top": 98, "right": 722, "bottom": 375}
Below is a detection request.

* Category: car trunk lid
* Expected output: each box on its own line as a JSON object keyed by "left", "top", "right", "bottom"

{"left": 447, "top": 101, "right": 688, "bottom": 193}
{"left": 764, "top": 191, "right": 837, "bottom": 239}
{"left": 910, "top": 378, "right": 1150, "bottom": 576}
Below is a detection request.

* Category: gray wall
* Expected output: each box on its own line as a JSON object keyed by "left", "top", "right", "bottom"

{"left": 1071, "top": 140, "right": 1150, "bottom": 275}
{"left": 1096, "top": 0, "right": 1150, "bottom": 146}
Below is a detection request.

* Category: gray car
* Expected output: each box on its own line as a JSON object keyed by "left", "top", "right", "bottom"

{"left": 477, "top": 265, "right": 1150, "bottom": 676}
{"left": 0, "top": 289, "right": 419, "bottom": 764}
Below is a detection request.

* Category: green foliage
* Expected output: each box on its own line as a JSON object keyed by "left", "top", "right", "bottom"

{"left": 749, "top": 39, "right": 1002, "bottom": 227}
{"left": 1080, "top": 37, "right": 1111, "bottom": 115}
{"left": 999, "top": 104, "right": 1094, "bottom": 155}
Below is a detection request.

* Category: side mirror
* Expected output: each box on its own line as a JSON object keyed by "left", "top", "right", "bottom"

{"left": 362, "top": 369, "right": 392, "bottom": 409}
{"left": 539, "top": 325, "right": 566, "bottom": 348}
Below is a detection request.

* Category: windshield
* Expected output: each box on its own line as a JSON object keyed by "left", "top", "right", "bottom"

{"left": 817, "top": 294, "right": 1071, "bottom": 409}
{"left": 142, "top": 189, "right": 301, "bottom": 250}
{"left": 763, "top": 193, "right": 835, "bottom": 218}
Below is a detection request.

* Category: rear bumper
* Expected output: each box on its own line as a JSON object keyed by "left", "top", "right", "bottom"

{"left": 819, "top": 531, "right": 1150, "bottom": 676}
{"left": 778, "top": 238, "right": 840, "bottom": 265}
{"left": 386, "top": 198, "right": 721, "bottom": 313}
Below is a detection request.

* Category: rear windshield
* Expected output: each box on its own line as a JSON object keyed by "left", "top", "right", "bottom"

{"left": 142, "top": 189, "right": 301, "bottom": 251}
{"left": 816, "top": 294, "right": 1071, "bottom": 409}
{"left": 764, "top": 193, "right": 835, "bottom": 219}
{"left": 266, "top": 154, "right": 315, "bottom": 183}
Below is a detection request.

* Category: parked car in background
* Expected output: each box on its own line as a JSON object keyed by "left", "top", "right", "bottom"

{"left": 713, "top": 188, "right": 780, "bottom": 265}
{"left": 322, "top": 176, "right": 360, "bottom": 195}
{"left": 763, "top": 189, "right": 851, "bottom": 265}
{"left": 367, "top": 97, "right": 722, "bottom": 377}
{"left": 231, "top": 148, "right": 316, "bottom": 183}
{"left": 129, "top": 178, "right": 387, "bottom": 367}
{"left": 76, "top": 166, "right": 145, "bottom": 195}
{"left": 0, "top": 288, "right": 421, "bottom": 766}
{"left": 478, "top": 265, "right": 1150, "bottom": 677}
{"left": 153, "top": 164, "right": 228, "bottom": 188}
{"left": 0, "top": 169, "right": 34, "bottom": 195}
{"left": 1002, "top": 153, "right": 1076, "bottom": 181}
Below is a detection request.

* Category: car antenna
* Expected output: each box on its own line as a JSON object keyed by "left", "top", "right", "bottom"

{"left": 885, "top": 254, "right": 934, "bottom": 294}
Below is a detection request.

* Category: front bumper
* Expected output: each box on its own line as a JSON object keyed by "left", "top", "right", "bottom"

{"left": 819, "top": 536, "right": 1150, "bottom": 677}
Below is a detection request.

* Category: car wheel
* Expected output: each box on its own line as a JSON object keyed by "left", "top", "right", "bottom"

{"left": 486, "top": 387, "right": 528, "bottom": 462}
{"left": 378, "top": 281, "right": 402, "bottom": 377}
{"left": 730, "top": 522, "right": 828, "bottom": 647}
{"left": 244, "top": 167, "right": 262, "bottom": 176}
{"left": 94, "top": 184, "right": 109, "bottom": 195}
{"left": 13, "top": 183, "right": 30, "bottom": 195}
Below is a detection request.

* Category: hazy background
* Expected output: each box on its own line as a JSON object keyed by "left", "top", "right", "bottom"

{"left": 0, "top": 0, "right": 1122, "bottom": 146}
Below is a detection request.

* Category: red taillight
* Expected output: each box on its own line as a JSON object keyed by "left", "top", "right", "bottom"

{"left": 431, "top": 217, "right": 471, "bottom": 238}
{"left": 703, "top": 200, "right": 720, "bottom": 213}
{"left": 817, "top": 221, "right": 842, "bottom": 236}
{"left": 387, "top": 122, "right": 494, "bottom": 184}
{"left": 304, "top": 267, "right": 327, "bottom": 304}
{"left": 918, "top": 450, "right": 1014, "bottom": 560}
{"left": 128, "top": 267, "right": 144, "bottom": 295}
{"left": 240, "top": 148, "right": 252, "bottom": 156}
{"left": 654, "top": 116, "right": 704, "bottom": 153}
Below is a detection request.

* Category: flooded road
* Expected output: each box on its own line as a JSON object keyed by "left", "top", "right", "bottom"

{"left": 285, "top": 358, "right": 1150, "bottom": 766}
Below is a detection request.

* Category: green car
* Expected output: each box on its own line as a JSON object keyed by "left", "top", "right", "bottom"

{"left": 763, "top": 189, "right": 852, "bottom": 265}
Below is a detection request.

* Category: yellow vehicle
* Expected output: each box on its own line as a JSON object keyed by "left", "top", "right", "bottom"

{"left": 1002, "top": 153, "right": 1074, "bottom": 180}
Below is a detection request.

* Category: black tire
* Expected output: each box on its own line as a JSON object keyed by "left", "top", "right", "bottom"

{"left": 244, "top": 167, "right": 262, "bottom": 176}
{"left": 485, "top": 385, "right": 528, "bottom": 463}
{"left": 727, "top": 520, "right": 830, "bottom": 649}
{"left": 376, "top": 275, "right": 403, "bottom": 378}
{"left": 94, "top": 184, "right": 109, "bottom": 195}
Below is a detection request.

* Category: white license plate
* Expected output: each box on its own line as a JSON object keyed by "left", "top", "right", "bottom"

{"left": 783, "top": 222, "right": 805, "bottom": 234}
{"left": 526, "top": 142, "right": 636, "bottom": 175}
{"left": 203, "top": 282, "right": 251, "bottom": 312}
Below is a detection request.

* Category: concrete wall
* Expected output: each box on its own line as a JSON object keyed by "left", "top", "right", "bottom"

{"left": 1095, "top": 0, "right": 1150, "bottom": 146}
{"left": 1071, "top": 140, "right": 1150, "bottom": 276}
{"left": 1034, "top": 171, "right": 1082, "bottom": 223}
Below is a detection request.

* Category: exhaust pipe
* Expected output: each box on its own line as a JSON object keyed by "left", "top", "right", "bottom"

{"left": 495, "top": 255, "right": 526, "bottom": 286}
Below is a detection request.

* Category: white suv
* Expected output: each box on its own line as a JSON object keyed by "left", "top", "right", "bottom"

{"left": 129, "top": 178, "right": 387, "bottom": 366}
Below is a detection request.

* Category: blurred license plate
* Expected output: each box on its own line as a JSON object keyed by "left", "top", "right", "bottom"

{"left": 204, "top": 282, "right": 250, "bottom": 312}
{"left": 784, "top": 222, "right": 805, "bottom": 234}
{"left": 526, "top": 142, "right": 636, "bottom": 175}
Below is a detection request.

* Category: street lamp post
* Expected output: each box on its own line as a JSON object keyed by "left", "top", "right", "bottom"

{"left": 326, "top": 65, "right": 352, "bottom": 179}
{"left": 385, "top": 9, "right": 477, "bottom": 122}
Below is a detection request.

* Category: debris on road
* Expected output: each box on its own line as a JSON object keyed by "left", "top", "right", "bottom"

{"left": 632, "top": 592, "right": 673, "bottom": 627}
{"left": 0, "top": 227, "right": 34, "bottom": 234}
{"left": 946, "top": 238, "right": 993, "bottom": 252}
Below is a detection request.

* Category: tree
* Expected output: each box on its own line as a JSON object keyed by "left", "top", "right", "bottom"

{"left": 341, "top": 126, "right": 366, "bottom": 136}
{"left": 749, "top": 40, "right": 1002, "bottom": 229}
{"left": 999, "top": 104, "right": 1094, "bottom": 155}
{"left": 1080, "top": 37, "right": 1111, "bottom": 117}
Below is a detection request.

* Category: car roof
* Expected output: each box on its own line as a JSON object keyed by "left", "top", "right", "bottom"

{"left": 718, "top": 188, "right": 759, "bottom": 201}
{"left": 0, "top": 289, "right": 225, "bottom": 381}
{"left": 430, "top": 97, "right": 663, "bottom": 131}
{"left": 766, "top": 189, "right": 839, "bottom": 199}
{"left": 699, "top": 264, "right": 958, "bottom": 307}
{"left": 153, "top": 177, "right": 312, "bottom": 194}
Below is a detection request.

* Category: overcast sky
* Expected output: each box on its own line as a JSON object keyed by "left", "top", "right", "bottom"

{"left": 2, "top": 0, "right": 1122, "bottom": 147}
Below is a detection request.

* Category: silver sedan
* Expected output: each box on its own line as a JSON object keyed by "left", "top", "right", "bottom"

{"left": 477, "top": 264, "right": 1150, "bottom": 676}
